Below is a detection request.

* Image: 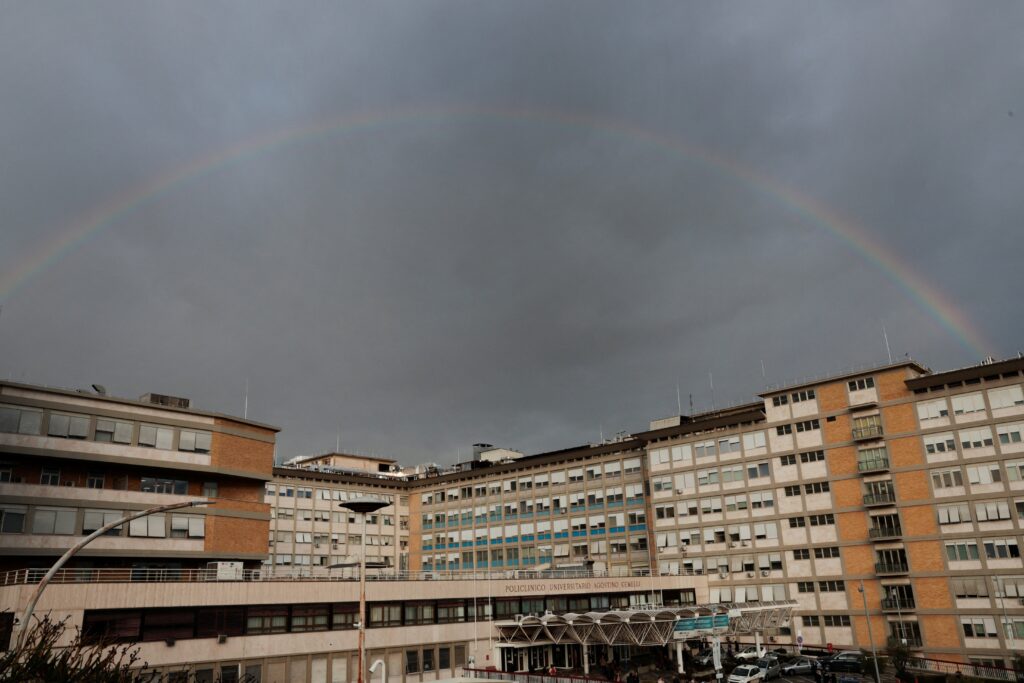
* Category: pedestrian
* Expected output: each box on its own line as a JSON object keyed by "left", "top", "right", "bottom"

{"left": 549, "top": 665, "right": 557, "bottom": 677}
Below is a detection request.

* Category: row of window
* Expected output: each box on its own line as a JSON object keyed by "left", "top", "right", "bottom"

{"left": 771, "top": 389, "right": 817, "bottom": 407}
{"left": 420, "top": 459, "right": 645, "bottom": 505}
{"left": 945, "top": 539, "right": 1023, "bottom": 561}
{"left": 918, "top": 385, "right": 1024, "bottom": 421}
{"left": 0, "top": 404, "right": 213, "bottom": 453}
{"left": 267, "top": 484, "right": 396, "bottom": 505}
{"left": 775, "top": 419, "right": 821, "bottom": 436}
{"left": 0, "top": 505, "right": 205, "bottom": 538}
{"left": 924, "top": 423, "right": 1024, "bottom": 454}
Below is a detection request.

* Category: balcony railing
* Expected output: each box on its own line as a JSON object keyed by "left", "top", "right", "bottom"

{"left": 881, "top": 597, "right": 916, "bottom": 611}
{"left": 863, "top": 491, "right": 896, "bottom": 506}
{"left": 875, "top": 562, "right": 909, "bottom": 575}
{"left": 858, "top": 456, "right": 890, "bottom": 473}
{"left": 853, "top": 424, "right": 884, "bottom": 441}
{"left": 869, "top": 525, "right": 902, "bottom": 539}
{"left": 0, "top": 565, "right": 692, "bottom": 587}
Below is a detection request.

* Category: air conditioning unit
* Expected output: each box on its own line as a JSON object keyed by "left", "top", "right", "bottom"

{"left": 747, "top": 572, "right": 755, "bottom": 578}
{"left": 719, "top": 570, "right": 729, "bottom": 578}
{"left": 217, "top": 634, "right": 228, "bottom": 644}
{"left": 742, "top": 541, "right": 750, "bottom": 547}
{"left": 730, "top": 542, "right": 739, "bottom": 548}
{"left": 1018, "top": 598, "right": 1024, "bottom": 606}
{"left": 761, "top": 570, "right": 770, "bottom": 577}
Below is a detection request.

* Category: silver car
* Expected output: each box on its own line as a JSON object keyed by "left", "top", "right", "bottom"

{"left": 781, "top": 656, "right": 816, "bottom": 676}
{"left": 756, "top": 656, "right": 781, "bottom": 680}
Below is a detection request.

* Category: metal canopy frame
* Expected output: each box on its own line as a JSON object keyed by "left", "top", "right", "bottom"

{"left": 493, "top": 600, "right": 797, "bottom": 647}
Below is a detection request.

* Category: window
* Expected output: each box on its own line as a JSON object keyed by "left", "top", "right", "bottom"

{"left": 138, "top": 424, "right": 173, "bottom": 450}
{"left": 932, "top": 468, "right": 964, "bottom": 489}
{"left": 800, "top": 450, "right": 825, "bottom": 463}
{"left": 983, "top": 539, "right": 1020, "bottom": 559}
{"left": 141, "top": 478, "right": 188, "bottom": 495}
{"left": 743, "top": 431, "right": 766, "bottom": 450}
{"left": 796, "top": 419, "right": 820, "bottom": 433}
{"left": 784, "top": 485, "right": 801, "bottom": 497}
{"left": 788, "top": 516, "right": 806, "bottom": 528}
{"left": 0, "top": 405, "right": 43, "bottom": 434}
{"left": 422, "top": 648, "right": 435, "bottom": 672}
{"left": 803, "top": 615, "right": 821, "bottom": 626}
{"left": 952, "top": 578, "right": 990, "bottom": 598}
{"left": 792, "top": 389, "right": 816, "bottom": 403}
{"left": 439, "top": 646, "right": 451, "bottom": 670}
{"left": 966, "top": 463, "right": 1002, "bottom": 485}
{"left": 990, "top": 385, "right": 1024, "bottom": 409}
{"left": 809, "top": 514, "right": 835, "bottom": 526}
{"left": 779, "top": 454, "right": 796, "bottom": 466}
{"left": 40, "top": 467, "right": 60, "bottom": 486}
{"left": 960, "top": 428, "right": 995, "bottom": 450}
{"left": 924, "top": 432, "right": 957, "bottom": 454}
{"left": 202, "top": 482, "right": 218, "bottom": 498}
{"left": 747, "top": 462, "right": 770, "bottom": 480}
{"left": 750, "top": 491, "right": 774, "bottom": 509}
{"left": 718, "top": 436, "right": 741, "bottom": 454}
{"left": 776, "top": 424, "right": 792, "bottom": 436}
{"left": 961, "top": 617, "right": 998, "bottom": 638}
{"left": 945, "top": 541, "right": 980, "bottom": 561}
{"left": 917, "top": 398, "right": 949, "bottom": 421}
{"left": 976, "top": 501, "right": 1011, "bottom": 522}
{"left": 170, "top": 514, "right": 205, "bottom": 538}
{"left": 623, "top": 458, "right": 642, "bottom": 474}
{"left": 952, "top": 393, "right": 986, "bottom": 416}
{"left": 819, "top": 580, "right": 845, "bottom": 592}
{"left": 31, "top": 507, "right": 76, "bottom": 534}
{"left": 568, "top": 469, "right": 583, "bottom": 483}
{"left": 178, "top": 430, "right": 212, "bottom": 453}
{"left": 86, "top": 473, "right": 104, "bottom": 489}
{"left": 824, "top": 615, "right": 851, "bottom": 627}
{"left": 129, "top": 514, "right": 166, "bottom": 538}
{"left": 797, "top": 581, "right": 815, "bottom": 593}
{"left": 81, "top": 610, "right": 142, "bottom": 644}
{"left": 814, "top": 547, "right": 840, "bottom": 559}
{"left": 938, "top": 503, "right": 971, "bottom": 524}
{"left": 793, "top": 549, "right": 810, "bottom": 560}
{"left": 848, "top": 377, "right": 875, "bottom": 391}
{"left": 94, "top": 419, "right": 133, "bottom": 444}
{"left": 83, "top": 509, "right": 123, "bottom": 535}
{"left": 999, "top": 423, "right": 1024, "bottom": 446}
{"left": 772, "top": 395, "right": 789, "bottom": 407}
{"left": 47, "top": 413, "right": 90, "bottom": 439}
{"left": 246, "top": 606, "right": 288, "bottom": 634}
{"left": 697, "top": 469, "right": 719, "bottom": 486}
{"left": 805, "top": 482, "right": 830, "bottom": 494}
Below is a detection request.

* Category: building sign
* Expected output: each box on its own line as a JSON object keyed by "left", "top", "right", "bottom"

{"left": 672, "top": 614, "right": 729, "bottom": 639}
{"left": 502, "top": 578, "right": 644, "bottom": 594}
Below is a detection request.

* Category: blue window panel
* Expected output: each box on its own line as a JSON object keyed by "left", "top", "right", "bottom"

{"left": 423, "top": 544, "right": 433, "bottom": 551}
{"left": 572, "top": 530, "right": 587, "bottom": 537}
{"left": 554, "top": 532, "right": 569, "bottom": 539}
{"left": 521, "top": 534, "right": 535, "bottom": 542}
{"left": 490, "top": 538, "right": 503, "bottom": 545}
{"left": 590, "top": 529, "right": 606, "bottom": 535}
{"left": 628, "top": 524, "right": 647, "bottom": 532}
{"left": 610, "top": 526, "right": 626, "bottom": 534}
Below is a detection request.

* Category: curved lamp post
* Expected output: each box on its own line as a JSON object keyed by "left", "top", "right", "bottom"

{"left": 339, "top": 497, "right": 392, "bottom": 683}
{"left": 16, "top": 499, "right": 211, "bottom": 650}
{"left": 370, "top": 657, "right": 386, "bottom": 683}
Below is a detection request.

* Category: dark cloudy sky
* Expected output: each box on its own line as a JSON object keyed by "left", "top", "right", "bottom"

{"left": 1, "top": 2, "right": 1021, "bottom": 464}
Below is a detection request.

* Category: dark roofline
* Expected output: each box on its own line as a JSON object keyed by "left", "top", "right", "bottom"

{"left": 758, "top": 359, "right": 929, "bottom": 397}
{"left": 0, "top": 380, "right": 280, "bottom": 432}
{"left": 636, "top": 405, "right": 766, "bottom": 441}
{"left": 905, "top": 355, "right": 1024, "bottom": 391}
{"left": 289, "top": 452, "right": 397, "bottom": 466}
{"left": 273, "top": 466, "right": 411, "bottom": 488}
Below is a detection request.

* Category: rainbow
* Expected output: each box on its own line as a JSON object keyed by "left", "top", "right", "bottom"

{"left": 0, "top": 104, "right": 992, "bottom": 357}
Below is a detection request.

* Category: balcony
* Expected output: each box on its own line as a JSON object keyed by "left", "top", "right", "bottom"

{"left": 858, "top": 456, "right": 890, "bottom": 473}
{"left": 853, "top": 424, "right": 884, "bottom": 441}
{"left": 863, "top": 490, "right": 896, "bottom": 506}
{"left": 875, "top": 562, "right": 909, "bottom": 575}
{"left": 881, "top": 597, "right": 916, "bottom": 611}
{"left": 869, "top": 526, "right": 903, "bottom": 540}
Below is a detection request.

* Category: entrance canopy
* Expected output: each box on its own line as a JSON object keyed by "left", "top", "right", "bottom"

{"left": 493, "top": 600, "right": 796, "bottom": 647}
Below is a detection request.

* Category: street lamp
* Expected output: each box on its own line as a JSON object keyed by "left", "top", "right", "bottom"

{"left": 16, "top": 499, "right": 210, "bottom": 650}
{"left": 340, "top": 497, "right": 392, "bottom": 683}
{"left": 857, "top": 581, "right": 882, "bottom": 683}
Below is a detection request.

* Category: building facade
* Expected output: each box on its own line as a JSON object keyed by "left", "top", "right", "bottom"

{"left": 4, "top": 354, "right": 1024, "bottom": 680}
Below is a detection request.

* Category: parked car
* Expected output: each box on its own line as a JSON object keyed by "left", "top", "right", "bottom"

{"left": 824, "top": 652, "right": 863, "bottom": 673}
{"left": 756, "top": 656, "right": 781, "bottom": 680}
{"left": 781, "top": 656, "right": 816, "bottom": 675}
{"left": 694, "top": 649, "right": 716, "bottom": 667}
{"left": 727, "top": 665, "right": 764, "bottom": 683}
{"left": 734, "top": 646, "right": 767, "bottom": 661}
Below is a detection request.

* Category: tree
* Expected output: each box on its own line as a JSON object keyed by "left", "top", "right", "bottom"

{"left": 886, "top": 637, "right": 911, "bottom": 681}
{"left": 1, "top": 614, "right": 253, "bottom": 682}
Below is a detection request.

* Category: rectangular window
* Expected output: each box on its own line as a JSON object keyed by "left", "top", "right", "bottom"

{"left": 924, "top": 432, "right": 957, "bottom": 454}
{"left": 746, "top": 462, "right": 770, "bottom": 480}
{"left": 0, "top": 405, "right": 43, "bottom": 435}
{"left": 287, "top": 604, "right": 329, "bottom": 633}
{"left": 776, "top": 424, "right": 792, "bottom": 436}
{"left": 779, "top": 454, "right": 796, "bottom": 466}
{"left": 246, "top": 606, "right": 288, "bottom": 635}
{"left": 178, "top": 430, "right": 212, "bottom": 453}
{"left": 848, "top": 377, "right": 875, "bottom": 391}
{"left": 129, "top": 514, "right": 166, "bottom": 538}
{"left": 795, "top": 419, "right": 820, "bottom": 433}
{"left": 952, "top": 393, "right": 986, "bottom": 416}
{"left": 86, "top": 473, "right": 104, "bottom": 489}
{"left": 938, "top": 503, "right": 971, "bottom": 524}
{"left": 138, "top": 424, "right": 174, "bottom": 450}
{"left": 792, "top": 389, "right": 816, "bottom": 403}
{"left": 784, "top": 485, "right": 801, "bottom": 497}
{"left": 966, "top": 463, "right": 1002, "bottom": 485}
{"left": 945, "top": 541, "right": 980, "bottom": 561}
{"left": 824, "top": 615, "right": 851, "bottom": 627}
{"left": 40, "top": 467, "right": 60, "bottom": 486}
{"left": 917, "top": 398, "right": 949, "bottom": 421}
{"left": 803, "top": 616, "right": 821, "bottom": 626}
{"left": 800, "top": 450, "right": 825, "bottom": 463}
{"left": 31, "top": 507, "right": 76, "bottom": 535}
{"left": 0, "top": 506, "right": 26, "bottom": 533}
{"left": 999, "top": 423, "right": 1024, "bottom": 446}
{"left": 47, "top": 413, "right": 90, "bottom": 439}
{"left": 772, "top": 395, "right": 789, "bottom": 407}
{"left": 804, "top": 482, "right": 829, "bottom": 494}
{"left": 743, "top": 431, "right": 766, "bottom": 450}
{"left": 788, "top": 516, "right": 806, "bottom": 528}
{"left": 809, "top": 514, "right": 835, "bottom": 526}
{"left": 797, "top": 581, "right": 815, "bottom": 593}
{"left": 990, "top": 385, "right": 1024, "bottom": 409}
{"left": 814, "top": 546, "right": 840, "bottom": 559}
{"left": 95, "top": 419, "right": 133, "bottom": 443}
{"left": 792, "top": 549, "right": 810, "bottom": 560}
{"left": 819, "top": 580, "right": 845, "bottom": 592}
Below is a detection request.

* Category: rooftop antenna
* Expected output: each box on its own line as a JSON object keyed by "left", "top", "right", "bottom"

{"left": 882, "top": 322, "right": 893, "bottom": 364}
{"left": 243, "top": 378, "right": 249, "bottom": 419}
{"left": 600, "top": 425, "right": 604, "bottom": 443}
{"left": 689, "top": 393, "right": 694, "bottom": 415}
{"left": 709, "top": 371, "right": 715, "bottom": 411}
{"left": 761, "top": 359, "right": 767, "bottom": 382}
{"left": 336, "top": 431, "right": 340, "bottom": 453}
{"left": 676, "top": 378, "right": 682, "bottom": 415}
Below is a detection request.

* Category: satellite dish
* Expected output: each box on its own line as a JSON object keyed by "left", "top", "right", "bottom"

{"left": 92, "top": 384, "right": 107, "bottom": 396}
